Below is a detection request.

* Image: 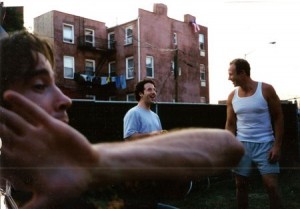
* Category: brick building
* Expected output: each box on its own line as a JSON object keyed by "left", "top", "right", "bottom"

{"left": 34, "top": 3, "right": 209, "bottom": 103}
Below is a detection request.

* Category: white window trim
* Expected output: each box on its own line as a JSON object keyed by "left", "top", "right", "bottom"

{"left": 109, "top": 61, "right": 116, "bottom": 76}
{"left": 85, "top": 28, "right": 95, "bottom": 47}
{"left": 63, "top": 23, "right": 74, "bottom": 44}
{"left": 146, "top": 56, "right": 154, "bottom": 78}
{"left": 109, "top": 96, "right": 117, "bottom": 101}
{"left": 199, "top": 34, "right": 205, "bottom": 56}
{"left": 125, "top": 26, "right": 133, "bottom": 45}
{"left": 126, "top": 93, "right": 135, "bottom": 101}
{"left": 173, "top": 32, "right": 177, "bottom": 45}
{"left": 200, "top": 96, "right": 206, "bottom": 103}
{"left": 126, "top": 57, "right": 134, "bottom": 79}
{"left": 64, "top": 56, "right": 75, "bottom": 79}
{"left": 200, "top": 64, "right": 206, "bottom": 87}
{"left": 108, "top": 32, "right": 115, "bottom": 49}
{"left": 85, "top": 59, "right": 95, "bottom": 76}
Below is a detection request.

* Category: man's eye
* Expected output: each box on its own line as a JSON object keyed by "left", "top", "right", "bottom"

{"left": 33, "top": 84, "right": 47, "bottom": 91}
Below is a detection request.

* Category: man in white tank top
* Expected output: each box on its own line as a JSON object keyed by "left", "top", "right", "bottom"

{"left": 226, "top": 58, "right": 284, "bottom": 209}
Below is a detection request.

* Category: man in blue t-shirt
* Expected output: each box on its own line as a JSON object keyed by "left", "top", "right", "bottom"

{"left": 123, "top": 79, "right": 182, "bottom": 209}
{"left": 124, "top": 78, "right": 163, "bottom": 140}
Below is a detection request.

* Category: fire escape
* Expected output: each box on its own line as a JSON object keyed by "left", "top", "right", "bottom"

{"left": 74, "top": 18, "right": 116, "bottom": 98}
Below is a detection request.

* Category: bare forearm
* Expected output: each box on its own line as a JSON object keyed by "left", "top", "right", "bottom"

{"left": 125, "top": 131, "right": 162, "bottom": 141}
{"left": 273, "top": 118, "right": 284, "bottom": 148}
{"left": 90, "top": 128, "right": 244, "bottom": 188}
{"left": 225, "top": 122, "right": 236, "bottom": 135}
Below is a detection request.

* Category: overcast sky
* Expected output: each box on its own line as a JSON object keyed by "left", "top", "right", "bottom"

{"left": 4, "top": 0, "right": 300, "bottom": 104}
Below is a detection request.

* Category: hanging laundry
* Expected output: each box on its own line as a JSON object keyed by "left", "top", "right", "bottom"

{"left": 101, "top": 76, "right": 107, "bottom": 85}
{"left": 115, "top": 76, "right": 121, "bottom": 88}
{"left": 111, "top": 76, "right": 116, "bottom": 82}
{"left": 120, "top": 74, "right": 127, "bottom": 89}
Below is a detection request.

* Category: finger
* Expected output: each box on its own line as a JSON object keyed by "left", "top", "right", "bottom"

{"left": 0, "top": 106, "right": 32, "bottom": 136}
{"left": 3, "top": 90, "right": 54, "bottom": 126}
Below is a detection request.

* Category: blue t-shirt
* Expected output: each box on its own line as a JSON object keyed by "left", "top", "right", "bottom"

{"left": 123, "top": 106, "right": 162, "bottom": 139}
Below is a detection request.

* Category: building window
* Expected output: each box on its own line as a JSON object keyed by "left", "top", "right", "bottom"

{"left": 109, "top": 96, "right": 117, "bottom": 101}
{"left": 200, "top": 97, "right": 206, "bottom": 103}
{"left": 126, "top": 57, "right": 134, "bottom": 79}
{"left": 199, "top": 34, "right": 205, "bottom": 56}
{"left": 125, "top": 26, "right": 133, "bottom": 45}
{"left": 173, "top": 33, "right": 177, "bottom": 45}
{"left": 200, "top": 64, "right": 206, "bottom": 87}
{"left": 109, "top": 61, "right": 116, "bottom": 76}
{"left": 85, "top": 59, "right": 95, "bottom": 76}
{"left": 171, "top": 61, "right": 175, "bottom": 74}
{"left": 64, "top": 56, "right": 74, "bottom": 79}
{"left": 63, "top": 24, "right": 74, "bottom": 43}
{"left": 108, "top": 32, "right": 115, "bottom": 49}
{"left": 86, "top": 95, "right": 96, "bottom": 100}
{"left": 146, "top": 56, "right": 154, "bottom": 78}
{"left": 85, "top": 29, "right": 94, "bottom": 47}
{"left": 127, "top": 94, "right": 135, "bottom": 101}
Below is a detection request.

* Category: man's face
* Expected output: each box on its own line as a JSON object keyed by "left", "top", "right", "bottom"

{"left": 9, "top": 52, "right": 72, "bottom": 123}
{"left": 228, "top": 64, "right": 240, "bottom": 87}
{"left": 140, "top": 82, "right": 157, "bottom": 104}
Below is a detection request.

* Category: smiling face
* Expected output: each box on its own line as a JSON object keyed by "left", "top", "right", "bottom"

{"left": 228, "top": 63, "right": 239, "bottom": 87}
{"left": 140, "top": 82, "right": 157, "bottom": 105}
{"left": 9, "top": 52, "right": 72, "bottom": 123}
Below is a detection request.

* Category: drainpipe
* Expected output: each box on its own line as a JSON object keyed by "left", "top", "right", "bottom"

{"left": 137, "top": 16, "right": 141, "bottom": 81}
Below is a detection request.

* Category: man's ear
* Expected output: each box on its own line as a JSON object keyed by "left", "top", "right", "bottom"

{"left": 240, "top": 70, "right": 246, "bottom": 76}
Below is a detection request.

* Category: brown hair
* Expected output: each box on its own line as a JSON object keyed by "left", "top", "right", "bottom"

{"left": 230, "top": 58, "right": 251, "bottom": 76}
{"left": 0, "top": 30, "right": 54, "bottom": 104}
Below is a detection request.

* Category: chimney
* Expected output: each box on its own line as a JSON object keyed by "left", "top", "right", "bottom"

{"left": 184, "top": 14, "right": 196, "bottom": 23}
{"left": 153, "top": 3, "right": 167, "bottom": 16}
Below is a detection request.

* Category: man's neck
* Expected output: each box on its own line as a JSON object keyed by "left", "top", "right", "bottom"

{"left": 138, "top": 101, "right": 151, "bottom": 110}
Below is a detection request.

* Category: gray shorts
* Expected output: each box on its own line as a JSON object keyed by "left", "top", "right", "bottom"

{"left": 233, "top": 141, "right": 280, "bottom": 176}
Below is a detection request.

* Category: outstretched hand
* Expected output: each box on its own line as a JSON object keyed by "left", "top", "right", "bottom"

{"left": 0, "top": 90, "right": 99, "bottom": 209}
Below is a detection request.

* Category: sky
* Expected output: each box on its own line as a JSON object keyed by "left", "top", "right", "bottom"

{"left": 3, "top": 0, "right": 300, "bottom": 104}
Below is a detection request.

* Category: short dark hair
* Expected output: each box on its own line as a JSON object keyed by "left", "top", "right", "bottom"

{"left": 134, "top": 78, "right": 156, "bottom": 101}
{"left": 230, "top": 58, "right": 251, "bottom": 76}
{"left": 0, "top": 30, "right": 54, "bottom": 104}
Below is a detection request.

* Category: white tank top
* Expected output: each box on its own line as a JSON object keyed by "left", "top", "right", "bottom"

{"left": 232, "top": 82, "right": 274, "bottom": 142}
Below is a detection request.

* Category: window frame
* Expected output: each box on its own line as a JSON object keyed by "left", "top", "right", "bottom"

{"left": 173, "top": 32, "right": 177, "bottom": 45}
{"left": 85, "top": 59, "right": 95, "bottom": 76}
{"left": 125, "top": 25, "right": 133, "bottom": 45}
{"left": 199, "top": 34, "right": 205, "bottom": 56}
{"left": 126, "top": 93, "right": 136, "bottom": 102}
{"left": 63, "top": 23, "right": 74, "bottom": 44}
{"left": 200, "top": 64, "right": 206, "bottom": 87}
{"left": 108, "top": 61, "right": 116, "bottom": 76}
{"left": 85, "top": 28, "right": 95, "bottom": 47}
{"left": 108, "top": 32, "right": 115, "bottom": 49}
{"left": 126, "top": 56, "right": 134, "bottom": 79}
{"left": 146, "top": 56, "right": 154, "bottom": 78}
{"left": 63, "top": 56, "right": 75, "bottom": 79}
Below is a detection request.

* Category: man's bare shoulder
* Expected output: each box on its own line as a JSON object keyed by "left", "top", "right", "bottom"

{"left": 261, "top": 82, "right": 278, "bottom": 99}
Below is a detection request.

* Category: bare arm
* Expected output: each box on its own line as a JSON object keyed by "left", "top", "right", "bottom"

{"left": 93, "top": 128, "right": 244, "bottom": 185}
{"left": 225, "top": 90, "right": 237, "bottom": 135}
{"left": 125, "top": 130, "right": 163, "bottom": 141}
{"left": 0, "top": 90, "right": 244, "bottom": 209}
{"left": 262, "top": 83, "right": 284, "bottom": 162}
